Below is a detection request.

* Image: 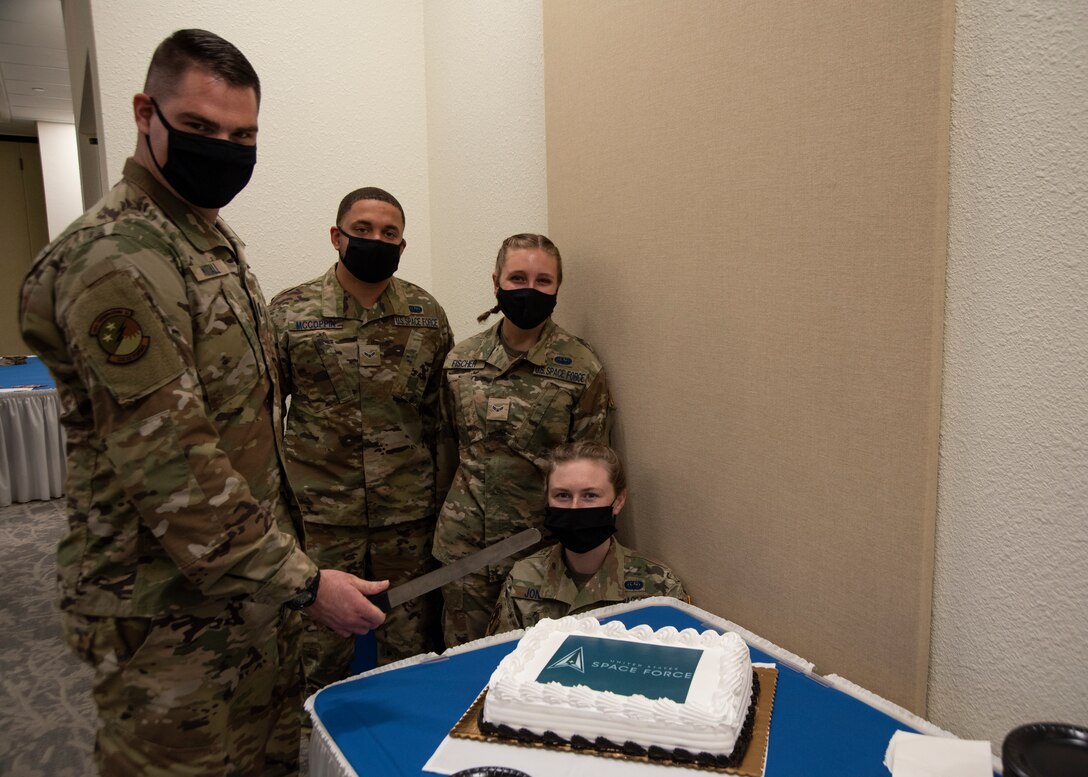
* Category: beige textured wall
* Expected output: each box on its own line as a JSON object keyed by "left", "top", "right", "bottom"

{"left": 930, "top": 0, "right": 1088, "bottom": 746}
{"left": 544, "top": 0, "right": 954, "bottom": 712}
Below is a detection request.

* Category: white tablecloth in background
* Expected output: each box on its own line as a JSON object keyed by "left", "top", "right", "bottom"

{"left": 0, "top": 389, "right": 66, "bottom": 507}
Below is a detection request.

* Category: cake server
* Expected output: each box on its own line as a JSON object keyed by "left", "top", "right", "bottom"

{"left": 369, "top": 527, "right": 541, "bottom": 613}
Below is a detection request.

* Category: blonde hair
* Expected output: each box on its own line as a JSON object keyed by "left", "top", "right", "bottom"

{"left": 478, "top": 233, "right": 564, "bottom": 323}
{"left": 546, "top": 442, "right": 627, "bottom": 494}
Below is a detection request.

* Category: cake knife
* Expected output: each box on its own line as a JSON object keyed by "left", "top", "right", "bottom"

{"left": 369, "top": 527, "right": 541, "bottom": 613}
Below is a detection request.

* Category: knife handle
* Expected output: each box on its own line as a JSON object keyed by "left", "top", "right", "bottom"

{"left": 370, "top": 589, "right": 392, "bottom": 613}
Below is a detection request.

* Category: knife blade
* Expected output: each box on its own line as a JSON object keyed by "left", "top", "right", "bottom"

{"left": 369, "top": 527, "right": 542, "bottom": 613}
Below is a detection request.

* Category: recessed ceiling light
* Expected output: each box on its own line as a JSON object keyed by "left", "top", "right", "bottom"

{"left": 32, "top": 87, "right": 45, "bottom": 93}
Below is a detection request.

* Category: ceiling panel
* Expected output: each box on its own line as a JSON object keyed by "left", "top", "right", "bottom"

{"left": 0, "top": 0, "right": 73, "bottom": 133}
{"left": 0, "top": 62, "right": 70, "bottom": 87}
{"left": 0, "top": 20, "right": 65, "bottom": 48}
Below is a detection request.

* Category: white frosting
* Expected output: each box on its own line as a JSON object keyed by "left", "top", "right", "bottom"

{"left": 482, "top": 616, "right": 753, "bottom": 757}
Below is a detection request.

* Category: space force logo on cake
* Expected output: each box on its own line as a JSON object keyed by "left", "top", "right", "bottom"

{"left": 536, "top": 635, "right": 703, "bottom": 703}
{"left": 479, "top": 616, "right": 760, "bottom": 769}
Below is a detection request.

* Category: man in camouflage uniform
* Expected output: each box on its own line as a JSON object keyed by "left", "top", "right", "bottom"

{"left": 19, "top": 30, "right": 386, "bottom": 776}
{"left": 270, "top": 188, "right": 452, "bottom": 689}
{"left": 487, "top": 540, "right": 689, "bottom": 634}
{"left": 435, "top": 317, "right": 612, "bottom": 646}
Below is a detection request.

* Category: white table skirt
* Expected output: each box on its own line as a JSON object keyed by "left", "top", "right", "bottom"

{"left": 0, "top": 389, "right": 66, "bottom": 507}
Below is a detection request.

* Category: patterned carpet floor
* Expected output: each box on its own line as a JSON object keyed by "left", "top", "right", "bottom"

{"left": 0, "top": 499, "right": 313, "bottom": 776}
{"left": 0, "top": 499, "right": 94, "bottom": 776}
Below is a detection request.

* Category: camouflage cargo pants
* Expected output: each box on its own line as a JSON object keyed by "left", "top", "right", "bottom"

{"left": 302, "top": 517, "right": 439, "bottom": 695}
{"left": 441, "top": 569, "right": 505, "bottom": 648}
{"left": 63, "top": 602, "right": 303, "bottom": 777}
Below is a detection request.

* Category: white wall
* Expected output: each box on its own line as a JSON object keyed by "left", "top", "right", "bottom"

{"left": 89, "top": 1, "right": 435, "bottom": 297}
{"left": 423, "top": 1, "right": 548, "bottom": 339}
{"left": 35, "top": 121, "right": 83, "bottom": 239}
{"left": 929, "top": 0, "right": 1088, "bottom": 747}
{"left": 85, "top": 1, "right": 547, "bottom": 337}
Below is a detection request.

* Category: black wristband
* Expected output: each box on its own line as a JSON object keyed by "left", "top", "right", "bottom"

{"left": 286, "top": 569, "right": 320, "bottom": 611}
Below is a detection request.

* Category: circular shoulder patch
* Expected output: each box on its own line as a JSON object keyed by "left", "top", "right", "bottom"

{"left": 89, "top": 307, "right": 151, "bottom": 364}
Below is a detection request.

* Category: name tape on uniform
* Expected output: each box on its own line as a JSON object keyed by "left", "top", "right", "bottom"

{"left": 532, "top": 364, "right": 588, "bottom": 385}
{"left": 393, "top": 315, "right": 439, "bottom": 328}
{"left": 448, "top": 358, "right": 484, "bottom": 370}
{"left": 293, "top": 318, "right": 344, "bottom": 330}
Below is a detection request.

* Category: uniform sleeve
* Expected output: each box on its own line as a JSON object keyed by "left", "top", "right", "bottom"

{"left": 487, "top": 574, "right": 524, "bottom": 636}
{"left": 59, "top": 239, "right": 313, "bottom": 606}
{"left": 428, "top": 310, "right": 456, "bottom": 508}
{"left": 434, "top": 357, "right": 459, "bottom": 507}
{"left": 268, "top": 295, "right": 294, "bottom": 398}
{"left": 569, "top": 368, "right": 614, "bottom": 445}
{"left": 663, "top": 570, "right": 691, "bottom": 604}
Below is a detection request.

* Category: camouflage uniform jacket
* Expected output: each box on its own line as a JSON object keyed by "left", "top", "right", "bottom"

{"left": 269, "top": 269, "right": 452, "bottom": 527}
{"left": 488, "top": 539, "right": 689, "bottom": 634}
{"left": 19, "top": 158, "right": 316, "bottom": 617}
{"left": 433, "top": 319, "right": 612, "bottom": 579}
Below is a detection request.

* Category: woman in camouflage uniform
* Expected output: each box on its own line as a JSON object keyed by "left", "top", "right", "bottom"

{"left": 434, "top": 234, "right": 614, "bottom": 646}
{"left": 488, "top": 442, "right": 688, "bottom": 635}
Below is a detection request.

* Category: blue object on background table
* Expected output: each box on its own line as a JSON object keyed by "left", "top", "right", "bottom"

{"left": 311, "top": 601, "right": 1000, "bottom": 777}
{"left": 0, "top": 356, "right": 55, "bottom": 389}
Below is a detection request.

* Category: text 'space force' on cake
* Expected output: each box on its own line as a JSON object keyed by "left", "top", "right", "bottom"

{"left": 479, "top": 616, "right": 760, "bottom": 768}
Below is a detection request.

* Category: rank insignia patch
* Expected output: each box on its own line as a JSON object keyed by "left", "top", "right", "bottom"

{"left": 90, "top": 308, "right": 150, "bottom": 364}
{"left": 486, "top": 397, "right": 510, "bottom": 421}
{"left": 360, "top": 344, "right": 381, "bottom": 366}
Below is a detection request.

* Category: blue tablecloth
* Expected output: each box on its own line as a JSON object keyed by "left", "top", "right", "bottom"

{"left": 0, "top": 356, "right": 55, "bottom": 389}
{"left": 312, "top": 601, "right": 991, "bottom": 776}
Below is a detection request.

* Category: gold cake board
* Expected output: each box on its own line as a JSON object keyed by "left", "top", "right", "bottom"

{"left": 450, "top": 666, "right": 778, "bottom": 776}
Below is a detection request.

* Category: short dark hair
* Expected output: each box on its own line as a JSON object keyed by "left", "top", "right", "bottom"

{"left": 144, "top": 29, "right": 260, "bottom": 105}
{"left": 336, "top": 187, "right": 406, "bottom": 229}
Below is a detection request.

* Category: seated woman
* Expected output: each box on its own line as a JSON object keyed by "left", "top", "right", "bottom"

{"left": 487, "top": 442, "right": 688, "bottom": 634}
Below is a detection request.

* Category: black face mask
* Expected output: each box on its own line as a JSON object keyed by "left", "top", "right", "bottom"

{"left": 147, "top": 99, "right": 256, "bottom": 209}
{"left": 339, "top": 233, "right": 401, "bottom": 283}
{"left": 544, "top": 504, "right": 617, "bottom": 554}
{"left": 496, "top": 287, "right": 556, "bottom": 330}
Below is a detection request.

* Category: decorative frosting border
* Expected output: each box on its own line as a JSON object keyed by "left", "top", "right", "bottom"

{"left": 478, "top": 669, "right": 763, "bottom": 770}
{"left": 585, "top": 596, "right": 816, "bottom": 674}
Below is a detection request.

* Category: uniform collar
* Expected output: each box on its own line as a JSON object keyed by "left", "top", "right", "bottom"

{"left": 122, "top": 158, "right": 239, "bottom": 257}
{"left": 320, "top": 267, "right": 409, "bottom": 322}
{"left": 544, "top": 538, "right": 628, "bottom": 609}
{"left": 480, "top": 318, "right": 557, "bottom": 372}
{"left": 573, "top": 538, "right": 627, "bottom": 608}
